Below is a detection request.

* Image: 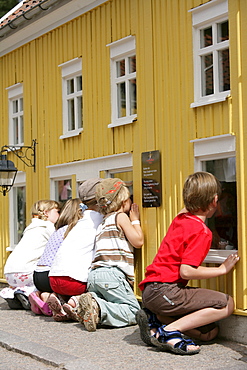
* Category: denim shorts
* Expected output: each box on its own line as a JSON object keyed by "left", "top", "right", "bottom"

{"left": 142, "top": 282, "right": 229, "bottom": 316}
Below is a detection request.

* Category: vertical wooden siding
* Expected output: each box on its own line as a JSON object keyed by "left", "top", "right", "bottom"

{"left": 1, "top": 0, "right": 247, "bottom": 311}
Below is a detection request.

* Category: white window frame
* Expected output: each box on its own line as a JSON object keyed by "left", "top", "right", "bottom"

{"left": 190, "top": 0, "right": 230, "bottom": 108}
{"left": 107, "top": 36, "right": 137, "bottom": 128}
{"left": 8, "top": 171, "right": 26, "bottom": 251}
{"left": 191, "top": 134, "right": 236, "bottom": 263}
{"left": 6, "top": 83, "right": 24, "bottom": 146}
{"left": 59, "top": 58, "right": 83, "bottom": 139}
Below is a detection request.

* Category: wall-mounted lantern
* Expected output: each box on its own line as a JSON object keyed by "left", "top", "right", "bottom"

{"left": 0, "top": 139, "right": 37, "bottom": 196}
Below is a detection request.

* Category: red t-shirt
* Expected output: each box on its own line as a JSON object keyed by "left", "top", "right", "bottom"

{"left": 139, "top": 212, "right": 212, "bottom": 290}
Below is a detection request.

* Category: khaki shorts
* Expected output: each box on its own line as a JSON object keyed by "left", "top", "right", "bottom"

{"left": 142, "top": 282, "right": 229, "bottom": 316}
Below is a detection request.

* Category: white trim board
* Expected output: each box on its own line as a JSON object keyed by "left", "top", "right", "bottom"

{"left": 47, "top": 152, "right": 133, "bottom": 181}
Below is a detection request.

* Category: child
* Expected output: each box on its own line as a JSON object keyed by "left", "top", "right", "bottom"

{"left": 47, "top": 178, "right": 103, "bottom": 321}
{"left": 136, "top": 172, "right": 239, "bottom": 355}
{"left": 77, "top": 177, "right": 144, "bottom": 332}
{"left": 0, "top": 200, "right": 60, "bottom": 310}
{"left": 29, "top": 198, "right": 82, "bottom": 316}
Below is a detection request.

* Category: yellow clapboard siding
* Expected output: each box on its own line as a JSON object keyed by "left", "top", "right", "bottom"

{"left": 0, "top": 0, "right": 246, "bottom": 312}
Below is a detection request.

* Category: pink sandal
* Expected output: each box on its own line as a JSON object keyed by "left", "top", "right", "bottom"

{"left": 29, "top": 292, "right": 52, "bottom": 316}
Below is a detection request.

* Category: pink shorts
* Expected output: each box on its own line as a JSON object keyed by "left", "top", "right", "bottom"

{"left": 49, "top": 276, "right": 87, "bottom": 296}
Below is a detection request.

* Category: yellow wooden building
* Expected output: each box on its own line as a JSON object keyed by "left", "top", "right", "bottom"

{"left": 0, "top": 0, "right": 246, "bottom": 342}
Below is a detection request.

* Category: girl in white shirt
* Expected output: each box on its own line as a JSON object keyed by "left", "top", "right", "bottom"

{"left": 0, "top": 200, "right": 60, "bottom": 310}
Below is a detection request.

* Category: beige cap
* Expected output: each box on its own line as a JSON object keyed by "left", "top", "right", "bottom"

{"left": 95, "top": 178, "right": 125, "bottom": 204}
{"left": 78, "top": 178, "right": 103, "bottom": 201}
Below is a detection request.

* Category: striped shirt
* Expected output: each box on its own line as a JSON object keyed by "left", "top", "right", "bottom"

{"left": 91, "top": 212, "right": 135, "bottom": 282}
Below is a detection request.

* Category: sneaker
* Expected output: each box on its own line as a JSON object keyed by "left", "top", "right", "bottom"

{"left": 78, "top": 293, "right": 99, "bottom": 332}
{"left": 46, "top": 293, "right": 69, "bottom": 322}
{"left": 5, "top": 296, "right": 23, "bottom": 310}
{"left": 14, "top": 290, "right": 31, "bottom": 310}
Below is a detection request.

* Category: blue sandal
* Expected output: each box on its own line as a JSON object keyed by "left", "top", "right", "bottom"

{"left": 151, "top": 325, "right": 200, "bottom": 355}
{"left": 135, "top": 308, "right": 162, "bottom": 346}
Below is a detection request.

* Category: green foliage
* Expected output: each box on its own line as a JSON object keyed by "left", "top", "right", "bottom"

{"left": 0, "top": 0, "right": 20, "bottom": 19}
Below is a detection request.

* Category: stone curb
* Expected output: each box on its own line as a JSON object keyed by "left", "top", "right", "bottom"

{"left": 0, "top": 329, "right": 78, "bottom": 368}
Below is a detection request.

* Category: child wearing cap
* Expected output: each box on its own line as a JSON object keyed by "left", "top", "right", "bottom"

{"left": 46, "top": 178, "right": 103, "bottom": 321}
{"left": 77, "top": 178, "right": 144, "bottom": 331}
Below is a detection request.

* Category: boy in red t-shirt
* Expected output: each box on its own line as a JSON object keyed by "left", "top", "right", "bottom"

{"left": 136, "top": 172, "right": 239, "bottom": 355}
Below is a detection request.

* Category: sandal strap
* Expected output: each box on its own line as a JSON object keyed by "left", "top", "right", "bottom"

{"left": 174, "top": 338, "right": 196, "bottom": 352}
{"left": 157, "top": 326, "right": 197, "bottom": 352}
{"left": 144, "top": 308, "right": 162, "bottom": 330}
{"left": 157, "top": 325, "right": 183, "bottom": 343}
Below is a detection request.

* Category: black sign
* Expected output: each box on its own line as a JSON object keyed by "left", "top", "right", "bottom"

{"left": 142, "top": 150, "right": 161, "bottom": 207}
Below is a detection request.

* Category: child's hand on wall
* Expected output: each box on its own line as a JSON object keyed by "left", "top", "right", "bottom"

{"left": 129, "top": 203, "right": 140, "bottom": 222}
{"left": 220, "top": 253, "right": 240, "bottom": 274}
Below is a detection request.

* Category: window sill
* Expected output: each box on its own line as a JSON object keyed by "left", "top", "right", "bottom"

{"left": 203, "top": 249, "right": 237, "bottom": 264}
{"left": 190, "top": 93, "right": 231, "bottom": 108}
{"left": 59, "top": 129, "right": 83, "bottom": 139}
{"left": 108, "top": 116, "right": 137, "bottom": 128}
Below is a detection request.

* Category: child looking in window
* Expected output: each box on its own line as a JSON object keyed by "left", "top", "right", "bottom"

{"left": 136, "top": 172, "right": 239, "bottom": 355}
{"left": 77, "top": 178, "right": 144, "bottom": 331}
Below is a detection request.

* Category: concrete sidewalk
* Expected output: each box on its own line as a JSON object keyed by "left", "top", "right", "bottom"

{"left": 1, "top": 296, "right": 247, "bottom": 369}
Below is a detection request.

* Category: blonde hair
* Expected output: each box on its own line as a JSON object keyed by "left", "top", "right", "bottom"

{"left": 183, "top": 172, "right": 221, "bottom": 213}
{"left": 55, "top": 198, "right": 82, "bottom": 238}
{"left": 97, "top": 185, "right": 130, "bottom": 215}
{"left": 31, "top": 200, "right": 60, "bottom": 221}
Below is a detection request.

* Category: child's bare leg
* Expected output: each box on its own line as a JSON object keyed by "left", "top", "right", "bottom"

{"left": 158, "top": 315, "right": 219, "bottom": 341}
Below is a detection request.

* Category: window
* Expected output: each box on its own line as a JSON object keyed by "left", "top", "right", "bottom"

{"left": 8, "top": 172, "right": 26, "bottom": 251}
{"left": 59, "top": 58, "right": 83, "bottom": 139}
{"left": 6, "top": 83, "right": 24, "bottom": 146}
{"left": 205, "top": 158, "right": 237, "bottom": 252}
{"left": 48, "top": 153, "right": 132, "bottom": 200}
{"left": 108, "top": 36, "right": 137, "bottom": 127}
{"left": 191, "top": 134, "right": 237, "bottom": 263}
{"left": 55, "top": 179, "right": 72, "bottom": 203}
{"left": 190, "top": 0, "right": 229, "bottom": 107}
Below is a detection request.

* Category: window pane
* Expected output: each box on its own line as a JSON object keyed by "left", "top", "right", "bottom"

{"left": 129, "top": 56, "right": 136, "bottom": 73}
{"left": 201, "top": 53, "right": 214, "bottom": 96}
{"left": 55, "top": 179, "right": 72, "bottom": 203}
{"left": 116, "top": 60, "right": 125, "bottom": 77}
{"left": 68, "top": 99, "right": 75, "bottom": 130}
{"left": 218, "top": 21, "right": 229, "bottom": 42}
{"left": 205, "top": 158, "right": 237, "bottom": 251}
{"left": 77, "top": 76, "right": 82, "bottom": 92}
{"left": 13, "top": 100, "right": 18, "bottom": 113}
{"left": 14, "top": 186, "right": 26, "bottom": 244}
{"left": 20, "top": 98, "right": 23, "bottom": 111}
{"left": 200, "top": 27, "right": 212, "bottom": 48}
{"left": 129, "top": 78, "right": 137, "bottom": 115}
{"left": 67, "top": 79, "right": 74, "bottom": 94}
{"left": 13, "top": 117, "right": 18, "bottom": 144}
{"left": 219, "top": 49, "right": 230, "bottom": 92}
{"left": 117, "top": 82, "right": 126, "bottom": 118}
{"left": 20, "top": 116, "right": 24, "bottom": 144}
{"left": 77, "top": 96, "right": 82, "bottom": 129}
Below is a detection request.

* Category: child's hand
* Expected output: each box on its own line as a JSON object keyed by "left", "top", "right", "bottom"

{"left": 220, "top": 253, "right": 240, "bottom": 274}
{"left": 129, "top": 203, "right": 140, "bottom": 222}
